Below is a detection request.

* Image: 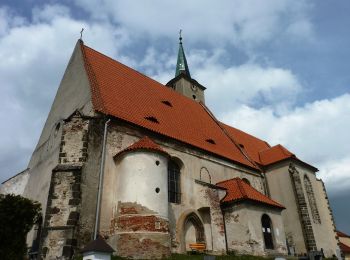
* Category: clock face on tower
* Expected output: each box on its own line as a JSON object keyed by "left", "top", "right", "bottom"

{"left": 191, "top": 84, "right": 197, "bottom": 92}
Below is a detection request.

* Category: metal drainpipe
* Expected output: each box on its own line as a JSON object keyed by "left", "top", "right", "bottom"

{"left": 93, "top": 118, "right": 111, "bottom": 240}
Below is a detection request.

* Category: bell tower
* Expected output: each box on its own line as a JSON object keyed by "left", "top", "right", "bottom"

{"left": 166, "top": 31, "right": 206, "bottom": 103}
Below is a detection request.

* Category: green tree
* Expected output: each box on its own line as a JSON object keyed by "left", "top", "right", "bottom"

{"left": 0, "top": 194, "right": 41, "bottom": 260}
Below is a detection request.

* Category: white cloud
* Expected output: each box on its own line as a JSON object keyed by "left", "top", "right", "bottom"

{"left": 221, "top": 94, "right": 350, "bottom": 194}
{"left": 318, "top": 157, "right": 350, "bottom": 196}
{"left": 0, "top": 4, "right": 132, "bottom": 181}
{"left": 74, "top": 0, "right": 314, "bottom": 48}
{"left": 286, "top": 19, "right": 314, "bottom": 41}
{"left": 195, "top": 58, "right": 302, "bottom": 112}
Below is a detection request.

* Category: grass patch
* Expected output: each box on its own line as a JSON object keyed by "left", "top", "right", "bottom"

{"left": 163, "top": 254, "right": 274, "bottom": 260}
{"left": 75, "top": 253, "right": 275, "bottom": 260}
{"left": 103, "top": 254, "right": 273, "bottom": 260}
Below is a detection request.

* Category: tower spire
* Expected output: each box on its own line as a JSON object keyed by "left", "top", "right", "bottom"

{"left": 175, "top": 30, "right": 191, "bottom": 78}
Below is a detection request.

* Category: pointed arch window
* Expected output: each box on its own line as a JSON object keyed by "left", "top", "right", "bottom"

{"left": 304, "top": 175, "right": 321, "bottom": 224}
{"left": 261, "top": 214, "right": 274, "bottom": 249}
{"left": 185, "top": 213, "right": 205, "bottom": 243}
{"left": 168, "top": 160, "right": 181, "bottom": 203}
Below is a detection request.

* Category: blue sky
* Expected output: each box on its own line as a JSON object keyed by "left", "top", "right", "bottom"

{"left": 0, "top": 1, "right": 349, "bottom": 233}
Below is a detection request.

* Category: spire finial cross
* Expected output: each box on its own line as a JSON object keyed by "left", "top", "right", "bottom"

{"left": 179, "top": 29, "right": 182, "bottom": 43}
{"left": 80, "top": 28, "right": 84, "bottom": 40}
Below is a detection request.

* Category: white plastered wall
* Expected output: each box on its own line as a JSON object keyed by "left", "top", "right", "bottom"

{"left": 98, "top": 124, "right": 266, "bottom": 255}
{"left": 224, "top": 203, "right": 287, "bottom": 256}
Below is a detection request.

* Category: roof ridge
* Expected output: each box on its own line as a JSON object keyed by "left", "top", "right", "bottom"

{"left": 200, "top": 103, "right": 261, "bottom": 171}
{"left": 236, "top": 178, "right": 248, "bottom": 198}
{"left": 80, "top": 41, "right": 107, "bottom": 112}
{"left": 219, "top": 121, "right": 271, "bottom": 145}
{"left": 278, "top": 144, "right": 295, "bottom": 157}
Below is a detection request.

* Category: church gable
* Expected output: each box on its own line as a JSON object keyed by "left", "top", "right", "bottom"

{"left": 32, "top": 41, "right": 94, "bottom": 153}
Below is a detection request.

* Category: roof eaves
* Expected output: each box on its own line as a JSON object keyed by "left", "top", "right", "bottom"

{"left": 109, "top": 115, "right": 261, "bottom": 173}
{"left": 221, "top": 197, "right": 285, "bottom": 210}
{"left": 113, "top": 136, "right": 169, "bottom": 159}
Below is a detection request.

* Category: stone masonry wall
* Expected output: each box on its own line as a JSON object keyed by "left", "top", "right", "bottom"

{"left": 41, "top": 166, "right": 81, "bottom": 259}
{"left": 59, "top": 113, "right": 89, "bottom": 164}
{"left": 41, "top": 113, "right": 90, "bottom": 259}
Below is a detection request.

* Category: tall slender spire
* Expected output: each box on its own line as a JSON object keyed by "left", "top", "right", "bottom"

{"left": 175, "top": 30, "right": 191, "bottom": 78}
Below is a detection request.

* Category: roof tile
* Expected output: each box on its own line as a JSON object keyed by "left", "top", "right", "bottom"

{"left": 80, "top": 42, "right": 257, "bottom": 169}
{"left": 114, "top": 136, "right": 168, "bottom": 158}
{"left": 79, "top": 41, "right": 313, "bottom": 171}
{"left": 216, "top": 177, "right": 285, "bottom": 209}
{"left": 340, "top": 242, "right": 350, "bottom": 254}
{"left": 259, "top": 144, "right": 295, "bottom": 166}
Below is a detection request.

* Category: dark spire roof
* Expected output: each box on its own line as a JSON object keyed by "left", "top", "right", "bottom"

{"left": 175, "top": 30, "right": 191, "bottom": 78}
{"left": 81, "top": 236, "right": 115, "bottom": 253}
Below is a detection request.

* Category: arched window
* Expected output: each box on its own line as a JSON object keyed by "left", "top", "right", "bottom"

{"left": 242, "top": 178, "right": 250, "bottom": 185}
{"left": 261, "top": 214, "right": 274, "bottom": 249}
{"left": 185, "top": 213, "right": 205, "bottom": 243}
{"left": 168, "top": 160, "right": 181, "bottom": 203}
{"left": 304, "top": 175, "right": 321, "bottom": 224}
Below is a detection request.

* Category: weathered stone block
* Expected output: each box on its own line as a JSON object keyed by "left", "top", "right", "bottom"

{"left": 68, "top": 198, "right": 81, "bottom": 205}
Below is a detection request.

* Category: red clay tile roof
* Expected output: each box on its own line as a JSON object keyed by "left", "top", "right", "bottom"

{"left": 216, "top": 177, "right": 285, "bottom": 209}
{"left": 220, "top": 122, "right": 271, "bottom": 164}
{"left": 337, "top": 230, "right": 350, "bottom": 238}
{"left": 114, "top": 136, "right": 168, "bottom": 158}
{"left": 340, "top": 242, "right": 350, "bottom": 254}
{"left": 79, "top": 40, "right": 313, "bottom": 171}
{"left": 80, "top": 42, "right": 258, "bottom": 169}
{"left": 258, "top": 144, "right": 295, "bottom": 166}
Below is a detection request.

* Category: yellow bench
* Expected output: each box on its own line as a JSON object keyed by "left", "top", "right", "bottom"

{"left": 189, "top": 243, "right": 206, "bottom": 252}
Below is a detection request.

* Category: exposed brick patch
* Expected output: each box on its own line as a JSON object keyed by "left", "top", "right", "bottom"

{"left": 117, "top": 201, "right": 157, "bottom": 215}
{"left": 204, "top": 188, "right": 225, "bottom": 236}
{"left": 116, "top": 215, "right": 169, "bottom": 233}
{"left": 117, "top": 233, "right": 171, "bottom": 259}
{"left": 113, "top": 201, "right": 171, "bottom": 258}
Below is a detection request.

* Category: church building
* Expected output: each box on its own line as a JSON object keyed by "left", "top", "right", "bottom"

{"left": 0, "top": 36, "right": 341, "bottom": 259}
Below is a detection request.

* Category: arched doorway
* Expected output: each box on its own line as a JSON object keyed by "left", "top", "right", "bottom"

{"left": 184, "top": 213, "right": 205, "bottom": 251}
{"left": 261, "top": 214, "right": 274, "bottom": 249}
